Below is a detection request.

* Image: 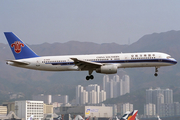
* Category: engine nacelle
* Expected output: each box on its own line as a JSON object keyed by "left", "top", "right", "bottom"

{"left": 96, "top": 65, "right": 117, "bottom": 74}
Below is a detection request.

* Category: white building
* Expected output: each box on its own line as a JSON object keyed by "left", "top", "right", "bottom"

{"left": 15, "top": 100, "right": 44, "bottom": 120}
{"left": 0, "top": 106, "right": 7, "bottom": 115}
{"left": 145, "top": 88, "right": 174, "bottom": 116}
{"left": 33, "top": 94, "right": 69, "bottom": 105}
{"left": 86, "top": 84, "right": 100, "bottom": 104}
{"left": 99, "top": 90, "right": 106, "bottom": 103}
{"left": 120, "top": 103, "right": 133, "bottom": 115}
{"left": 103, "top": 75, "right": 110, "bottom": 98}
{"left": 164, "top": 88, "right": 173, "bottom": 104}
{"left": 52, "top": 95, "right": 68, "bottom": 104}
{"left": 76, "top": 85, "right": 84, "bottom": 104}
{"left": 144, "top": 103, "right": 156, "bottom": 117}
{"left": 60, "top": 105, "right": 113, "bottom": 118}
{"left": 89, "top": 90, "right": 97, "bottom": 104}
{"left": 103, "top": 75, "right": 130, "bottom": 99}
{"left": 32, "top": 94, "right": 51, "bottom": 104}
{"left": 113, "top": 75, "right": 120, "bottom": 98}
{"left": 122, "top": 75, "right": 130, "bottom": 94}
{"left": 81, "top": 90, "right": 88, "bottom": 104}
{"left": 76, "top": 84, "right": 106, "bottom": 105}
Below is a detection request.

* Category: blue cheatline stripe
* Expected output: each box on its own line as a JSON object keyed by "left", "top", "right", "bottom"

{"left": 45, "top": 59, "right": 177, "bottom": 66}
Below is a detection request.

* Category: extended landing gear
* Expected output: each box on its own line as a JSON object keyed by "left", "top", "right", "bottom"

{"left": 86, "top": 75, "right": 94, "bottom": 80}
{"left": 154, "top": 67, "right": 158, "bottom": 77}
{"left": 86, "top": 70, "right": 94, "bottom": 80}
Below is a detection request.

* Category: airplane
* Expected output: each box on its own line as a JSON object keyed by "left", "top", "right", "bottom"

{"left": 157, "top": 116, "right": 162, "bottom": 120}
{"left": 116, "top": 116, "right": 120, "bottom": 120}
{"left": 73, "top": 115, "right": 90, "bottom": 120}
{"left": 120, "top": 110, "right": 138, "bottom": 120}
{"left": 27, "top": 115, "right": 34, "bottom": 120}
{"left": 4, "top": 32, "right": 177, "bottom": 80}
{"left": 73, "top": 115, "right": 84, "bottom": 120}
{"left": 55, "top": 115, "right": 62, "bottom": 120}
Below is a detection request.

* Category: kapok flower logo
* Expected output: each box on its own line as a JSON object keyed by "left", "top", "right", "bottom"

{"left": 11, "top": 41, "right": 24, "bottom": 53}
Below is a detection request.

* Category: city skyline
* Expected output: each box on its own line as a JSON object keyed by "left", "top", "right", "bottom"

{"left": 144, "top": 88, "right": 180, "bottom": 117}
{"left": 76, "top": 74, "right": 130, "bottom": 105}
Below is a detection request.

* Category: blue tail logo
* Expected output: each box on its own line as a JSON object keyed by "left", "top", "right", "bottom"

{"left": 11, "top": 41, "right": 24, "bottom": 53}
{"left": 4, "top": 32, "right": 39, "bottom": 59}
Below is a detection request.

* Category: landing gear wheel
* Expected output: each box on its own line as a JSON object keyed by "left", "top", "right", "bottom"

{"left": 86, "top": 76, "right": 90, "bottom": 80}
{"left": 86, "top": 75, "right": 94, "bottom": 80}
{"left": 154, "top": 67, "right": 159, "bottom": 77}
{"left": 90, "top": 75, "right": 94, "bottom": 79}
{"left": 154, "top": 73, "right": 158, "bottom": 77}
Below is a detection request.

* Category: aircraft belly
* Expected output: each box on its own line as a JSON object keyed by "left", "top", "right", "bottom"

{"left": 39, "top": 65, "right": 78, "bottom": 71}
{"left": 120, "top": 62, "right": 172, "bottom": 68}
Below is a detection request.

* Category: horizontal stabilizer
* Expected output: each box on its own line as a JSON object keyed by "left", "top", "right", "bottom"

{"left": 6, "top": 60, "right": 30, "bottom": 65}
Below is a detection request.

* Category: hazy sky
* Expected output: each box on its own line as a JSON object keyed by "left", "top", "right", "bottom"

{"left": 1, "top": 0, "right": 180, "bottom": 45}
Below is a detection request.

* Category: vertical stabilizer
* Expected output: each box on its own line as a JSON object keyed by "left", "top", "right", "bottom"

{"left": 4, "top": 32, "right": 39, "bottom": 59}
{"left": 28, "top": 115, "right": 34, "bottom": 120}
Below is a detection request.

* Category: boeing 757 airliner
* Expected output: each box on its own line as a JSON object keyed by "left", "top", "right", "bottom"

{"left": 4, "top": 32, "right": 177, "bottom": 80}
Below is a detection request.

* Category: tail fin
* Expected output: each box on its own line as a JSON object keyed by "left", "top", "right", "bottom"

{"left": 28, "top": 115, "right": 34, "bottom": 120}
{"left": 86, "top": 116, "right": 90, "bottom": 120}
{"left": 127, "top": 110, "right": 138, "bottom": 120}
{"left": 120, "top": 110, "right": 138, "bottom": 120}
{"left": 4, "top": 32, "right": 39, "bottom": 59}
{"left": 157, "top": 116, "right": 161, "bottom": 120}
{"left": 116, "top": 116, "right": 119, "bottom": 120}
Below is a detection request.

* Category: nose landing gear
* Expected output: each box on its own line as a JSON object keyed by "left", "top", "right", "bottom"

{"left": 154, "top": 67, "right": 158, "bottom": 77}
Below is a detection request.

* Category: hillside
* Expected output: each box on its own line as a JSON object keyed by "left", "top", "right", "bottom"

{"left": 0, "top": 30, "right": 180, "bottom": 102}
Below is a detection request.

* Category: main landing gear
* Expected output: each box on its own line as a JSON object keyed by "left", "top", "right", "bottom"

{"left": 154, "top": 67, "right": 158, "bottom": 77}
{"left": 86, "top": 75, "right": 94, "bottom": 80}
{"left": 86, "top": 70, "right": 94, "bottom": 80}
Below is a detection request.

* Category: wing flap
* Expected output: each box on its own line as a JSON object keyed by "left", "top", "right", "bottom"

{"left": 70, "top": 58, "right": 103, "bottom": 70}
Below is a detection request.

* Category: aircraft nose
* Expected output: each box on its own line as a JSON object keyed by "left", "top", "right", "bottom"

{"left": 174, "top": 60, "right": 177, "bottom": 64}
{"left": 172, "top": 58, "right": 177, "bottom": 64}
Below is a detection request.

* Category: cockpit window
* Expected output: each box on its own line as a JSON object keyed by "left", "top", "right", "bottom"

{"left": 167, "top": 56, "right": 171, "bottom": 59}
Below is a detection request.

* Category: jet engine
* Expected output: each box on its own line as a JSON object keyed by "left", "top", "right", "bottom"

{"left": 96, "top": 65, "right": 117, "bottom": 74}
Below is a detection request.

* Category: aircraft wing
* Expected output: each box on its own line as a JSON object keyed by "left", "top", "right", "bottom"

{"left": 70, "top": 58, "right": 103, "bottom": 70}
{"left": 6, "top": 60, "right": 30, "bottom": 65}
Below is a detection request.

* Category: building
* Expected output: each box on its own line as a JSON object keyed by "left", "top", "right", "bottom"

{"left": 103, "top": 75, "right": 130, "bottom": 99}
{"left": 86, "top": 84, "right": 100, "bottom": 104}
{"left": 2, "top": 102, "right": 15, "bottom": 114}
{"left": 32, "top": 94, "right": 52, "bottom": 104}
{"left": 44, "top": 104, "right": 53, "bottom": 120}
{"left": 144, "top": 103, "right": 156, "bottom": 117}
{"left": 52, "top": 95, "right": 69, "bottom": 104}
{"left": 33, "top": 94, "right": 69, "bottom": 105}
{"left": 120, "top": 103, "right": 133, "bottom": 115}
{"left": 159, "top": 103, "right": 174, "bottom": 117}
{"left": 60, "top": 105, "right": 113, "bottom": 118}
{"left": 0, "top": 111, "right": 20, "bottom": 120}
{"left": 145, "top": 88, "right": 174, "bottom": 117}
{"left": 81, "top": 90, "right": 88, "bottom": 105}
{"left": 15, "top": 100, "right": 44, "bottom": 120}
{"left": 76, "top": 85, "right": 84, "bottom": 105}
{"left": 76, "top": 84, "right": 105, "bottom": 105}
{"left": 99, "top": 90, "right": 106, "bottom": 103}
{"left": 122, "top": 75, "right": 130, "bottom": 94}
{"left": 0, "top": 106, "right": 7, "bottom": 115}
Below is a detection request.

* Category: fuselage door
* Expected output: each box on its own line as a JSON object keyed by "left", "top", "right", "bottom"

{"left": 36, "top": 60, "right": 40, "bottom": 67}
{"left": 158, "top": 55, "right": 162, "bottom": 62}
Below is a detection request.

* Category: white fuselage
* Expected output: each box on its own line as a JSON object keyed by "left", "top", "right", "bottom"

{"left": 7, "top": 52, "right": 177, "bottom": 72}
